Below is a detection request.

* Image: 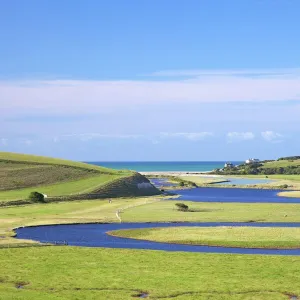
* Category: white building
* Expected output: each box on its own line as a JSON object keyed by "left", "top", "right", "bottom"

{"left": 245, "top": 158, "right": 260, "bottom": 164}
{"left": 224, "top": 162, "right": 233, "bottom": 168}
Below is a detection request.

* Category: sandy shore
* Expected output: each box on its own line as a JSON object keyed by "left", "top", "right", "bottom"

{"left": 140, "top": 171, "right": 221, "bottom": 177}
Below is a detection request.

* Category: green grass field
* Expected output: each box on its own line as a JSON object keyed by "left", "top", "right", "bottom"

{"left": 1, "top": 247, "right": 300, "bottom": 300}
{"left": 1, "top": 197, "right": 300, "bottom": 299}
{"left": 122, "top": 200, "right": 300, "bottom": 223}
{"left": 261, "top": 159, "right": 300, "bottom": 169}
{"left": 0, "top": 174, "right": 120, "bottom": 201}
{"left": 110, "top": 226, "right": 300, "bottom": 249}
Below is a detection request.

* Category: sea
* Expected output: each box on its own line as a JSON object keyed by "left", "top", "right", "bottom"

{"left": 86, "top": 161, "right": 243, "bottom": 172}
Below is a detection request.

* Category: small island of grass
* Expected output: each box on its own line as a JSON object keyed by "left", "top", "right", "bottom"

{"left": 109, "top": 226, "right": 300, "bottom": 249}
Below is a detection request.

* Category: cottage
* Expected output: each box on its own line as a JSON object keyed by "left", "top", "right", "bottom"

{"left": 245, "top": 158, "right": 260, "bottom": 164}
{"left": 224, "top": 162, "right": 234, "bottom": 168}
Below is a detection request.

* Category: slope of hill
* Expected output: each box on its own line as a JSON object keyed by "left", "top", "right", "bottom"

{"left": 213, "top": 156, "right": 300, "bottom": 175}
{"left": 0, "top": 152, "right": 160, "bottom": 203}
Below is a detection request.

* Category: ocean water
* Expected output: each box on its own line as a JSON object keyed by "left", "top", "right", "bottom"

{"left": 86, "top": 161, "right": 242, "bottom": 172}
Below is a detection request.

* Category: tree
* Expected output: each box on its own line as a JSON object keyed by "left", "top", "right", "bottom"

{"left": 28, "top": 191, "right": 45, "bottom": 203}
{"left": 175, "top": 202, "right": 189, "bottom": 211}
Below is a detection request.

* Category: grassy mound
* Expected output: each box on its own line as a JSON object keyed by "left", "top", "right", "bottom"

{"left": 0, "top": 152, "right": 160, "bottom": 203}
{"left": 110, "top": 226, "right": 300, "bottom": 249}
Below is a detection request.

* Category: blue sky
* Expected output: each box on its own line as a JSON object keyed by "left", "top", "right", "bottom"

{"left": 1, "top": 0, "right": 300, "bottom": 161}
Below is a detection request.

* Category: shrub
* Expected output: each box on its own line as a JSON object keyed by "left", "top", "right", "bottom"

{"left": 280, "top": 184, "right": 289, "bottom": 189}
{"left": 28, "top": 191, "right": 45, "bottom": 203}
{"left": 175, "top": 202, "right": 189, "bottom": 211}
{"left": 178, "top": 181, "right": 185, "bottom": 187}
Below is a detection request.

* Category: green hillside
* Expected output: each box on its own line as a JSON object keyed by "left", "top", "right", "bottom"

{"left": 214, "top": 156, "right": 300, "bottom": 175}
{"left": 0, "top": 152, "right": 159, "bottom": 203}
{"left": 0, "top": 152, "right": 122, "bottom": 173}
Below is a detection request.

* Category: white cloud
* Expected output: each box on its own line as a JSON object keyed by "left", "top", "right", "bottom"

{"left": 261, "top": 131, "right": 283, "bottom": 143}
{"left": 227, "top": 132, "right": 255, "bottom": 142}
{"left": 53, "top": 132, "right": 214, "bottom": 142}
{"left": 1, "top": 68, "right": 300, "bottom": 116}
{"left": 1, "top": 138, "right": 8, "bottom": 146}
{"left": 160, "top": 132, "right": 214, "bottom": 141}
{"left": 58, "top": 133, "right": 143, "bottom": 142}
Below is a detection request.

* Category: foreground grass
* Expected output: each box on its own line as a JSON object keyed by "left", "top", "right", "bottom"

{"left": 122, "top": 200, "right": 300, "bottom": 223}
{"left": 1, "top": 247, "right": 300, "bottom": 299}
{"left": 110, "top": 226, "right": 300, "bottom": 249}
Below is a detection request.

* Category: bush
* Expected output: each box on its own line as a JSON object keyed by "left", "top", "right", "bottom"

{"left": 175, "top": 202, "right": 189, "bottom": 211}
{"left": 28, "top": 191, "right": 45, "bottom": 203}
{"left": 178, "top": 181, "right": 185, "bottom": 187}
{"left": 280, "top": 184, "right": 289, "bottom": 189}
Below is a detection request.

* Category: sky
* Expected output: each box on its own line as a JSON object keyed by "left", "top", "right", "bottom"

{"left": 1, "top": 0, "right": 300, "bottom": 161}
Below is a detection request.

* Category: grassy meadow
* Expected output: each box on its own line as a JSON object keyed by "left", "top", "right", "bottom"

{"left": 0, "top": 174, "right": 120, "bottom": 201}
{"left": 1, "top": 247, "right": 300, "bottom": 300}
{"left": 110, "top": 226, "right": 300, "bottom": 249}
{"left": 261, "top": 160, "right": 300, "bottom": 169}
{"left": 122, "top": 200, "right": 300, "bottom": 223}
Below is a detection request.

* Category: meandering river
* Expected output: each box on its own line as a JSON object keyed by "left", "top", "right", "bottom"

{"left": 15, "top": 180, "right": 300, "bottom": 255}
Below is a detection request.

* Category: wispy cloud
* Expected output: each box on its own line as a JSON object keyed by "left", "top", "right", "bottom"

{"left": 159, "top": 132, "right": 214, "bottom": 141}
{"left": 150, "top": 68, "right": 300, "bottom": 78}
{"left": 57, "top": 133, "right": 143, "bottom": 142}
{"left": 1, "top": 68, "right": 300, "bottom": 116}
{"left": 227, "top": 132, "right": 255, "bottom": 142}
{"left": 261, "top": 131, "right": 283, "bottom": 143}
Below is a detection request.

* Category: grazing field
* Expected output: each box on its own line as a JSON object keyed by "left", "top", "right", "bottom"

{"left": 1, "top": 247, "right": 300, "bottom": 300}
{"left": 110, "top": 226, "right": 300, "bottom": 249}
{"left": 261, "top": 159, "right": 300, "bottom": 169}
{"left": 122, "top": 200, "right": 300, "bottom": 223}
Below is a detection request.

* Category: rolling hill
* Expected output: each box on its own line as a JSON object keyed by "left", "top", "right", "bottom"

{"left": 0, "top": 152, "right": 160, "bottom": 204}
